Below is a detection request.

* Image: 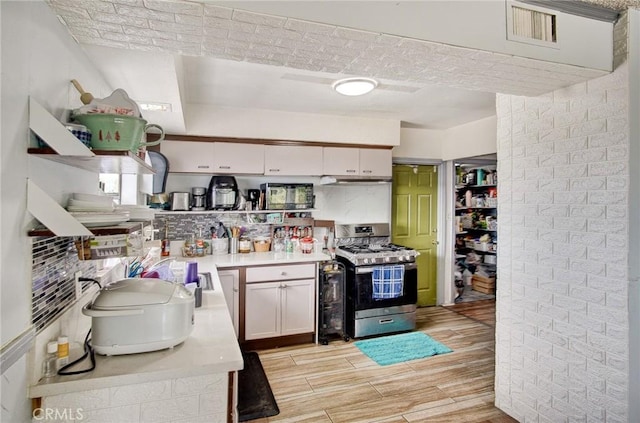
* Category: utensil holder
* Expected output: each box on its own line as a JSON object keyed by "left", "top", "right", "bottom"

{"left": 229, "top": 238, "right": 239, "bottom": 254}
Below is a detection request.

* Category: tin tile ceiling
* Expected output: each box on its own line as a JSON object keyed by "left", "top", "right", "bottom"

{"left": 44, "top": 0, "right": 638, "bottom": 131}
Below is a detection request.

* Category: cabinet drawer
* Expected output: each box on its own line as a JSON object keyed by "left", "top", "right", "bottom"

{"left": 246, "top": 263, "right": 316, "bottom": 283}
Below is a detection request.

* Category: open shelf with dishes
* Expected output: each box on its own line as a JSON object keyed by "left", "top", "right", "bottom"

{"left": 26, "top": 98, "right": 155, "bottom": 241}
{"left": 27, "top": 220, "right": 151, "bottom": 237}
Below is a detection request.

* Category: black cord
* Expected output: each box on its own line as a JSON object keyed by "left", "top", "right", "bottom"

{"left": 57, "top": 329, "right": 96, "bottom": 376}
{"left": 78, "top": 277, "right": 102, "bottom": 289}
{"left": 56, "top": 277, "right": 102, "bottom": 375}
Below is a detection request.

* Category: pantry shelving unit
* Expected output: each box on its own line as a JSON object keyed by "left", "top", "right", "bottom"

{"left": 454, "top": 162, "right": 497, "bottom": 297}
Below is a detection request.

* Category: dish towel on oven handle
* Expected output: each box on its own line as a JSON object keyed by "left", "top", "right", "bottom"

{"left": 372, "top": 265, "right": 405, "bottom": 299}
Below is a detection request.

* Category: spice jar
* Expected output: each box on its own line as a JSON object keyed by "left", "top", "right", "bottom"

{"left": 238, "top": 237, "right": 251, "bottom": 253}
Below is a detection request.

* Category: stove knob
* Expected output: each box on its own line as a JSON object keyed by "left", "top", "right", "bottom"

{"left": 384, "top": 256, "right": 391, "bottom": 263}
{"left": 362, "top": 258, "right": 369, "bottom": 265}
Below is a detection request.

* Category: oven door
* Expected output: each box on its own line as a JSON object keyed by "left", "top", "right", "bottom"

{"left": 352, "top": 262, "right": 417, "bottom": 310}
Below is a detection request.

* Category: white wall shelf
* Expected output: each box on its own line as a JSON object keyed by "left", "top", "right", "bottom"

{"left": 28, "top": 148, "right": 154, "bottom": 175}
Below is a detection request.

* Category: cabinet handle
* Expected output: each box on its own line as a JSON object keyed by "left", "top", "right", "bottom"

{"left": 432, "top": 240, "right": 439, "bottom": 245}
{"left": 362, "top": 170, "right": 372, "bottom": 174}
{"left": 233, "top": 288, "right": 239, "bottom": 292}
{"left": 197, "top": 165, "right": 210, "bottom": 169}
{"left": 218, "top": 166, "right": 231, "bottom": 170}
{"left": 379, "top": 318, "right": 394, "bottom": 324}
{"left": 281, "top": 271, "right": 287, "bottom": 276}
{"left": 281, "top": 284, "right": 288, "bottom": 289}
{"left": 269, "top": 168, "right": 280, "bottom": 172}
{"left": 346, "top": 169, "right": 357, "bottom": 173}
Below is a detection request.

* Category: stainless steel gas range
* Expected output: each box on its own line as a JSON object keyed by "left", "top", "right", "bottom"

{"left": 334, "top": 223, "right": 419, "bottom": 339}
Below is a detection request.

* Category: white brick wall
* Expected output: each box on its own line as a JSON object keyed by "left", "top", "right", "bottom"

{"left": 38, "top": 373, "right": 228, "bottom": 423}
{"left": 495, "top": 56, "right": 630, "bottom": 422}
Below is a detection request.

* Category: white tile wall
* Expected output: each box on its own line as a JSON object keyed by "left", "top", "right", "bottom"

{"left": 40, "top": 373, "right": 228, "bottom": 423}
{"left": 495, "top": 54, "right": 630, "bottom": 423}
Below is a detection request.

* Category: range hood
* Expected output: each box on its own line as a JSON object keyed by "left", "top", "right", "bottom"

{"left": 319, "top": 175, "right": 392, "bottom": 185}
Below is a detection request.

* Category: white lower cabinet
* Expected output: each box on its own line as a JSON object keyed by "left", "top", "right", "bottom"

{"left": 244, "top": 264, "right": 316, "bottom": 341}
{"left": 218, "top": 268, "right": 240, "bottom": 337}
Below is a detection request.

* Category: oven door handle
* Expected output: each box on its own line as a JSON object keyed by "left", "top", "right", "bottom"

{"left": 356, "top": 263, "right": 416, "bottom": 274}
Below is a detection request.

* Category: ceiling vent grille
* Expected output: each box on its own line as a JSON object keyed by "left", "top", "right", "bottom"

{"left": 511, "top": 6, "right": 556, "bottom": 42}
{"left": 506, "top": 1, "right": 559, "bottom": 48}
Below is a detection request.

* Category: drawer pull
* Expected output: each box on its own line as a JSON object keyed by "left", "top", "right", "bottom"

{"left": 379, "top": 318, "right": 394, "bottom": 324}
{"left": 281, "top": 271, "right": 287, "bottom": 276}
{"left": 219, "top": 165, "right": 231, "bottom": 170}
{"left": 197, "top": 165, "right": 210, "bottom": 169}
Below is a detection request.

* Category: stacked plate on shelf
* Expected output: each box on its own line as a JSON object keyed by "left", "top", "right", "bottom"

{"left": 116, "top": 205, "right": 156, "bottom": 221}
{"left": 67, "top": 193, "right": 130, "bottom": 227}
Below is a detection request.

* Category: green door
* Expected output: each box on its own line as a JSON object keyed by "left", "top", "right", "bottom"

{"left": 392, "top": 165, "right": 438, "bottom": 306}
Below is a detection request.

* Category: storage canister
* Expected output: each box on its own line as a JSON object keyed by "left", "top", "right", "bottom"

{"left": 238, "top": 237, "right": 251, "bottom": 253}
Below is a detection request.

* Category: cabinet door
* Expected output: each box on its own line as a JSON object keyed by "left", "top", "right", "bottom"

{"left": 280, "top": 279, "right": 316, "bottom": 336}
{"left": 359, "top": 149, "right": 392, "bottom": 177}
{"left": 213, "top": 142, "right": 264, "bottom": 174}
{"left": 217, "top": 269, "right": 239, "bottom": 337}
{"left": 322, "top": 147, "right": 359, "bottom": 175}
{"left": 160, "top": 141, "right": 215, "bottom": 173}
{"left": 244, "top": 282, "right": 281, "bottom": 340}
{"left": 264, "top": 145, "right": 323, "bottom": 176}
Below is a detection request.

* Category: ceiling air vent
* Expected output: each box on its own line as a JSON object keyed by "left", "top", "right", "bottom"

{"left": 512, "top": 6, "right": 556, "bottom": 42}
{"left": 506, "top": 1, "right": 558, "bottom": 48}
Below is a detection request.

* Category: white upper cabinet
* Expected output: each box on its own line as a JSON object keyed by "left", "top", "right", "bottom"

{"left": 359, "top": 149, "right": 392, "bottom": 177}
{"left": 322, "top": 147, "right": 360, "bottom": 176}
{"left": 160, "top": 141, "right": 214, "bottom": 173}
{"left": 213, "top": 142, "right": 264, "bottom": 174}
{"left": 323, "top": 147, "right": 392, "bottom": 177}
{"left": 264, "top": 145, "right": 323, "bottom": 176}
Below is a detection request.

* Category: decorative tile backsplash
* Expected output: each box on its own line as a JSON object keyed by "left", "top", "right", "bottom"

{"left": 31, "top": 237, "right": 96, "bottom": 333}
{"left": 154, "top": 213, "right": 276, "bottom": 241}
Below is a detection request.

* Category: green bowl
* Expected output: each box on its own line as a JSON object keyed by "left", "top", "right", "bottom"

{"left": 73, "top": 114, "right": 164, "bottom": 152}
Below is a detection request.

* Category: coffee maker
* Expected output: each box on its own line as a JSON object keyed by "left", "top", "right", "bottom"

{"left": 191, "top": 187, "right": 206, "bottom": 211}
{"left": 206, "top": 176, "right": 238, "bottom": 210}
{"left": 247, "top": 189, "right": 261, "bottom": 210}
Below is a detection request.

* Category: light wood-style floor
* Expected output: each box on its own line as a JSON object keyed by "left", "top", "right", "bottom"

{"left": 249, "top": 299, "right": 517, "bottom": 422}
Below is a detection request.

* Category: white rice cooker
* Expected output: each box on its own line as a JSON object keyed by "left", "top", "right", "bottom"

{"left": 82, "top": 278, "right": 194, "bottom": 355}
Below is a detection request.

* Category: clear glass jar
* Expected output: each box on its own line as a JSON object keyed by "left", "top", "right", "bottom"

{"left": 42, "top": 341, "right": 58, "bottom": 378}
{"left": 238, "top": 237, "right": 251, "bottom": 253}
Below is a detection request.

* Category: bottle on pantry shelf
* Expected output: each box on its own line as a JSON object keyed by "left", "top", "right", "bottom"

{"left": 57, "top": 336, "right": 69, "bottom": 369}
{"left": 42, "top": 341, "right": 58, "bottom": 378}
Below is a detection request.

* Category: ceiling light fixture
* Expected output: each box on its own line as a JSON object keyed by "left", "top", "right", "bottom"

{"left": 332, "top": 77, "right": 378, "bottom": 96}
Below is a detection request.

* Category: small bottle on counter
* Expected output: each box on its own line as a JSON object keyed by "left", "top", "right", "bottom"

{"left": 57, "top": 336, "right": 69, "bottom": 369}
{"left": 285, "top": 235, "right": 293, "bottom": 253}
{"left": 42, "top": 341, "right": 58, "bottom": 378}
{"left": 161, "top": 221, "right": 170, "bottom": 257}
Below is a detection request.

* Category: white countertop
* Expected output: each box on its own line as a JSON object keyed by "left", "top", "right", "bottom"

{"left": 29, "top": 270, "right": 243, "bottom": 398}
{"left": 182, "top": 251, "right": 332, "bottom": 270}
